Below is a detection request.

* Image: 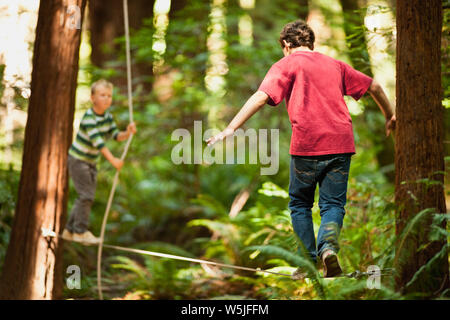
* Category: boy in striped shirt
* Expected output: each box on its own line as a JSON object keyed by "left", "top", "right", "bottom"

{"left": 62, "top": 79, "right": 137, "bottom": 244}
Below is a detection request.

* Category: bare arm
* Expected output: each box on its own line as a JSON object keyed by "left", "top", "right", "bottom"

{"left": 100, "top": 147, "right": 123, "bottom": 170}
{"left": 367, "top": 80, "right": 396, "bottom": 136}
{"left": 367, "top": 80, "right": 394, "bottom": 119}
{"left": 115, "top": 131, "right": 130, "bottom": 142}
{"left": 206, "top": 91, "right": 269, "bottom": 146}
{"left": 226, "top": 91, "right": 270, "bottom": 131}
{"left": 115, "top": 122, "right": 137, "bottom": 142}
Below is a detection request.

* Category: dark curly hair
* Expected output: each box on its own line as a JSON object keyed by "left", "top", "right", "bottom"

{"left": 279, "top": 20, "right": 315, "bottom": 50}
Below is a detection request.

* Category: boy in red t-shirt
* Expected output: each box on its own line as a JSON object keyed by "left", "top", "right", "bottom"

{"left": 207, "top": 20, "right": 395, "bottom": 278}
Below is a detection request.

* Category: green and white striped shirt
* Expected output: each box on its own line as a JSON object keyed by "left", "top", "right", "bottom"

{"left": 69, "top": 108, "right": 120, "bottom": 163}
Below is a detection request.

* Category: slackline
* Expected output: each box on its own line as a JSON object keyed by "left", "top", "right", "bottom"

{"left": 42, "top": 228, "right": 394, "bottom": 281}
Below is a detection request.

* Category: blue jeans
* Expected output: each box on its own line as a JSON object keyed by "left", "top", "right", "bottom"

{"left": 289, "top": 153, "right": 351, "bottom": 264}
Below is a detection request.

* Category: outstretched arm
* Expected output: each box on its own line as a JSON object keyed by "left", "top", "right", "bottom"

{"left": 206, "top": 91, "right": 269, "bottom": 146}
{"left": 367, "top": 80, "right": 396, "bottom": 137}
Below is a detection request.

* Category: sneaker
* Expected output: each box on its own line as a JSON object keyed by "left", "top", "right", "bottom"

{"left": 72, "top": 230, "right": 100, "bottom": 245}
{"left": 322, "top": 249, "right": 343, "bottom": 278}
{"left": 61, "top": 229, "right": 73, "bottom": 241}
{"left": 291, "top": 267, "right": 308, "bottom": 280}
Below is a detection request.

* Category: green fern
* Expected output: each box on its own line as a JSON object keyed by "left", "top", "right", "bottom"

{"left": 429, "top": 214, "right": 450, "bottom": 242}
{"left": 394, "top": 208, "right": 436, "bottom": 268}
{"left": 188, "top": 219, "right": 239, "bottom": 241}
{"left": 110, "top": 255, "right": 149, "bottom": 281}
{"left": 405, "top": 244, "right": 449, "bottom": 292}
{"left": 245, "top": 244, "right": 327, "bottom": 298}
{"left": 190, "top": 194, "right": 229, "bottom": 216}
{"left": 257, "top": 182, "right": 289, "bottom": 199}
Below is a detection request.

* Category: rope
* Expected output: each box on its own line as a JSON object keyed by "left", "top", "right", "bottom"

{"left": 96, "top": 0, "right": 135, "bottom": 300}
{"left": 103, "top": 244, "right": 292, "bottom": 277}
{"left": 335, "top": 268, "right": 395, "bottom": 279}
{"left": 102, "top": 242, "right": 393, "bottom": 279}
{"left": 41, "top": 228, "right": 394, "bottom": 284}
{"left": 42, "top": 228, "right": 292, "bottom": 277}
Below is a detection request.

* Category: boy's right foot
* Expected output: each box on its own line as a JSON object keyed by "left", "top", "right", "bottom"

{"left": 322, "top": 249, "right": 343, "bottom": 278}
{"left": 72, "top": 231, "right": 100, "bottom": 245}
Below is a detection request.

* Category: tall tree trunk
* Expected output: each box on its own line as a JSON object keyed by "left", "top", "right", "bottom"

{"left": 89, "top": 0, "right": 154, "bottom": 67}
{"left": 88, "top": 0, "right": 155, "bottom": 89}
{"left": 168, "top": 0, "right": 188, "bottom": 21}
{"left": 394, "top": 0, "right": 449, "bottom": 296}
{"left": 88, "top": 0, "right": 123, "bottom": 68}
{"left": 284, "top": 0, "right": 309, "bottom": 21}
{"left": 0, "top": 0, "right": 87, "bottom": 299}
{"left": 340, "top": 0, "right": 395, "bottom": 182}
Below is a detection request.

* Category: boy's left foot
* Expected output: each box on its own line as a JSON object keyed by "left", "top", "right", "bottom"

{"left": 322, "top": 249, "right": 342, "bottom": 278}
{"left": 61, "top": 229, "right": 73, "bottom": 241}
{"left": 72, "top": 231, "right": 100, "bottom": 245}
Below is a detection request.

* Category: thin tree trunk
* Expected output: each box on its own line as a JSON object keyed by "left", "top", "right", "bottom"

{"left": 0, "top": 0, "right": 87, "bottom": 299}
{"left": 394, "top": 0, "right": 449, "bottom": 296}
{"left": 88, "top": 0, "right": 155, "bottom": 89}
{"left": 340, "top": 0, "right": 395, "bottom": 182}
{"left": 289, "top": 0, "right": 309, "bottom": 21}
{"left": 168, "top": 0, "right": 189, "bottom": 21}
{"left": 89, "top": 0, "right": 154, "bottom": 67}
{"left": 250, "top": 0, "right": 309, "bottom": 43}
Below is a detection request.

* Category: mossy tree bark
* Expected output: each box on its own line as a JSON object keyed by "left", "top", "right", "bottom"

{"left": 394, "top": 0, "right": 449, "bottom": 296}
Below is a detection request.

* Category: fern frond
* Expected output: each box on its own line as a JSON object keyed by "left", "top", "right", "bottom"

{"left": 190, "top": 194, "right": 228, "bottom": 216}
{"left": 110, "top": 255, "right": 149, "bottom": 280}
{"left": 188, "top": 219, "right": 239, "bottom": 241}
{"left": 405, "top": 243, "right": 449, "bottom": 290}
{"left": 257, "top": 182, "right": 289, "bottom": 199}
{"left": 394, "top": 208, "right": 436, "bottom": 267}
{"left": 245, "top": 245, "right": 318, "bottom": 277}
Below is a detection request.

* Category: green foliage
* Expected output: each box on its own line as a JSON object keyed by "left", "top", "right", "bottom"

{"left": 185, "top": 176, "right": 401, "bottom": 300}
{"left": 65, "top": 0, "right": 450, "bottom": 299}
{"left": 404, "top": 244, "right": 449, "bottom": 295}
{"left": 109, "top": 244, "right": 195, "bottom": 299}
{"left": 399, "top": 212, "right": 450, "bottom": 298}
{"left": 1, "top": 0, "right": 447, "bottom": 301}
{"left": 0, "top": 167, "right": 20, "bottom": 273}
{"left": 394, "top": 208, "right": 436, "bottom": 268}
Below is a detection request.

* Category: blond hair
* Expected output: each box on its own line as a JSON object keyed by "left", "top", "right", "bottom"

{"left": 91, "top": 79, "right": 113, "bottom": 95}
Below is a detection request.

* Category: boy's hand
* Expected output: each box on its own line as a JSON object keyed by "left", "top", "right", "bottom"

{"left": 206, "top": 127, "right": 235, "bottom": 146}
{"left": 385, "top": 114, "right": 396, "bottom": 137}
{"left": 111, "top": 157, "right": 124, "bottom": 171}
{"left": 127, "top": 122, "right": 137, "bottom": 135}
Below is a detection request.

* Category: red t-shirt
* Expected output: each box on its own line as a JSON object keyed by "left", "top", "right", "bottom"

{"left": 258, "top": 51, "right": 373, "bottom": 156}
